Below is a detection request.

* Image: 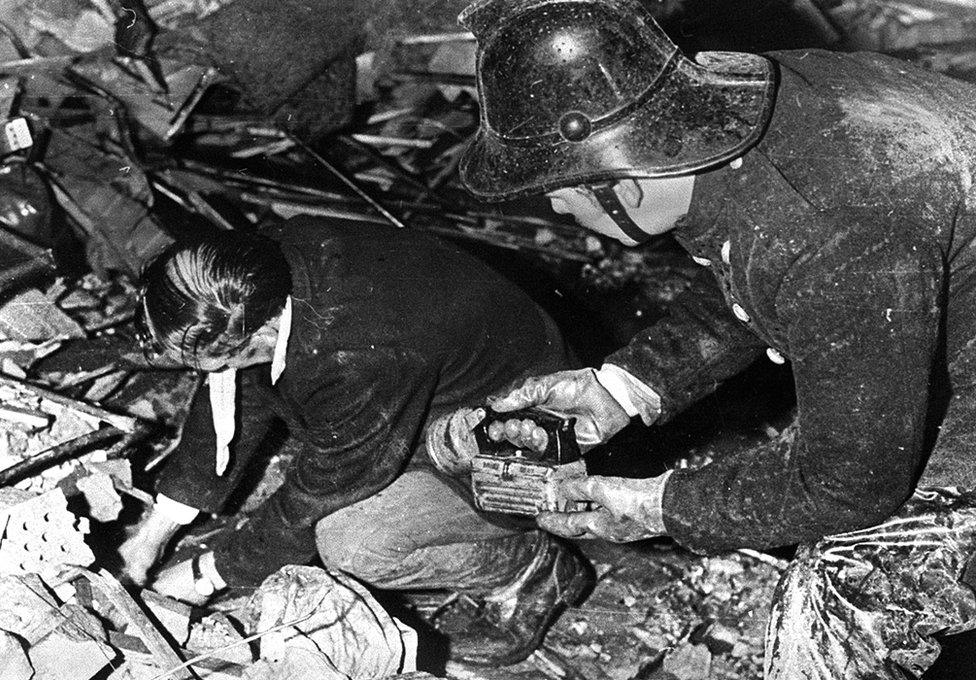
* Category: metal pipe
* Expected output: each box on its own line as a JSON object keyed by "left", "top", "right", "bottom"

{"left": 287, "top": 134, "right": 407, "bottom": 228}
{"left": 0, "top": 427, "right": 124, "bottom": 486}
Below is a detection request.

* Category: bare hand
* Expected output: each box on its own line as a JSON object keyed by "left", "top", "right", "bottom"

{"left": 489, "top": 369, "right": 631, "bottom": 450}
{"left": 537, "top": 475, "right": 668, "bottom": 542}
{"left": 118, "top": 508, "right": 181, "bottom": 585}
{"left": 150, "top": 558, "right": 207, "bottom": 604}
{"left": 150, "top": 552, "right": 224, "bottom": 606}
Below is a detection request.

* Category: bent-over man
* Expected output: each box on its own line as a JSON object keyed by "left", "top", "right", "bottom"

{"left": 122, "top": 216, "right": 592, "bottom": 666}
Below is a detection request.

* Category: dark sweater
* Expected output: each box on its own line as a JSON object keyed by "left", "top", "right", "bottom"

{"left": 157, "top": 217, "right": 569, "bottom": 585}
{"left": 608, "top": 49, "right": 976, "bottom": 553}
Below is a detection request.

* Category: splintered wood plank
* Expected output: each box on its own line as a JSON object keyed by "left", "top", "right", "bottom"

{"left": 80, "top": 569, "right": 194, "bottom": 680}
{"left": 141, "top": 590, "right": 192, "bottom": 647}
{"left": 0, "top": 375, "right": 138, "bottom": 432}
{"left": 109, "top": 632, "right": 246, "bottom": 679}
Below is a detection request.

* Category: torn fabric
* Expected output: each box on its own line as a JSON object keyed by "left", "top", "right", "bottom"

{"left": 766, "top": 488, "right": 976, "bottom": 679}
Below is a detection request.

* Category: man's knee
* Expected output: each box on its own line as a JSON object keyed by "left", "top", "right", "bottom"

{"left": 314, "top": 514, "right": 407, "bottom": 585}
{"left": 322, "top": 547, "right": 404, "bottom": 585}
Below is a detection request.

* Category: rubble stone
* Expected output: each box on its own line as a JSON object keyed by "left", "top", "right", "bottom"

{"left": 0, "top": 630, "right": 32, "bottom": 680}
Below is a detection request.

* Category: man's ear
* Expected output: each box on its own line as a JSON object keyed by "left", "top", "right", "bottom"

{"left": 615, "top": 179, "right": 643, "bottom": 209}
{"left": 572, "top": 186, "right": 603, "bottom": 210}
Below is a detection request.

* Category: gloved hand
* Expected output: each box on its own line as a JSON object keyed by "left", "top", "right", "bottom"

{"left": 536, "top": 474, "right": 669, "bottom": 542}
{"left": 425, "top": 407, "right": 486, "bottom": 476}
{"left": 489, "top": 368, "right": 631, "bottom": 451}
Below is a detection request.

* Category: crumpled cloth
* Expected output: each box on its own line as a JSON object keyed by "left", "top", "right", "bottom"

{"left": 766, "top": 488, "right": 976, "bottom": 679}
{"left": 240, "top": 565, "right": 416, "bottom": 680}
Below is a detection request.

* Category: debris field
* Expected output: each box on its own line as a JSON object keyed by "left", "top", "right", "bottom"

{"left": 1, "top": 0, "right": 975, "bottom": 678}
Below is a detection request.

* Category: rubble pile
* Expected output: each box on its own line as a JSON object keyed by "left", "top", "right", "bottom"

{"left": 0, "top": 0, "right": 973, "bottom": 678}
{"left": 0, "top": 559, "right": 429, "bottom": 680}
{"left": 467, "top": 544, "right": 781, "bottom": 680}
{"left": 414, "top": 543, "right": 781, "bottom": 680}
{"left": 825, "top": 0, "right": 976, "bottom": 81}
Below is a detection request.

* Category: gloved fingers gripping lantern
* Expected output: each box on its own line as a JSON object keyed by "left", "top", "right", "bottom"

{"left": 457, "top": 0, "right": 777, "bottom": 200}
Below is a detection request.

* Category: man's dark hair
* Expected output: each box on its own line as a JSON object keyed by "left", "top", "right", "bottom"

{"left": 137, "top": 231, "right": 292, "bottom": 366}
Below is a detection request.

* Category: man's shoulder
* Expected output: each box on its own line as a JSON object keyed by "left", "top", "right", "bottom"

{"left": 261, "top": 214, "right": 452, "bottom": 257}
{"left": 764, "top": 48, "right": 905, "bottom": 73}
{"left": 260, "top": 215, "right": 370, "bottom": 246}
{"left": 764, "top": 47, "right": 969, "bottom": 96}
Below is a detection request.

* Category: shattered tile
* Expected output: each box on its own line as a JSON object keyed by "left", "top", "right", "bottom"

{"left": 0, "top": 629, "right": 32, "bottom": 680}
{"left": 0, "top": 572, "right": 63, "bottom": 644}
{"left": 140, "top": 589, "right": 192, "bottom": 647}
{"left": 28, "top": 630, "right": 115, "bottom": 680}
{"left": 0, "top": 487, "right": 95, "bottom": 577}
{"left": 658, "top": 642, "right": 712, "bottom": 680}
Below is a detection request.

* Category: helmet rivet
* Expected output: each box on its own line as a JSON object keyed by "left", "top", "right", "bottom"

{"left": 558, "top": 111, "right": 592, "bottom": 142}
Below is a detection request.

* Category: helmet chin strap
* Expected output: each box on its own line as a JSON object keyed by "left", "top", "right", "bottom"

{"left": 590, "top": 183, "right": 653, "bottom": 244}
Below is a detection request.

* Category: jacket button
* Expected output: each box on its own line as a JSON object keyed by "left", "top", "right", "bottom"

{"left": 766, "top": 347, "right": 786, "bottom": 364}
{"left": 692, "top": 255, "right": 712, "bottom": 266}
{"left": 721, "top": 240, "right": 732, "bottom": 264}
{"left": 731, "top": 303, "right": 750, "bottom": 323}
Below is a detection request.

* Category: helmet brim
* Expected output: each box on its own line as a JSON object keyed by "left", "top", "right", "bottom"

{"left": 460, "top": 55, "right": 777, "bottom": 201}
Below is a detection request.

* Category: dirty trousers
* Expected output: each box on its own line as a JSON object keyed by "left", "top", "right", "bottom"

{"left": 765, "top": 489, "right": 976, "bottom": 679}
{"left": 314, "top": 469, "right": 550, "bottom": 595}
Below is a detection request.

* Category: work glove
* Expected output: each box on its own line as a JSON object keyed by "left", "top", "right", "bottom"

{"left": 537, "top": 473, "right": 670, "bottom": 542}
{"left": 425, "top": 407, "right": 486, "bottom": 476}
{"left": 489, "top": 368, "right": 632, "bottom": 451}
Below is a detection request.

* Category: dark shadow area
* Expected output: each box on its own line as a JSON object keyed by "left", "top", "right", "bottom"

{"left": 368, "top": 589, "right": 452, "bottom": 676}
{"left": 452, "top": 240, "right": 619, "bottom": 367}
{"left": 657, "top": 0, "right": 842, "bottom": 54}
{"left": 590, "top": 357, "right": 796, "bottom": 479}
{"left": 923, "top": 629, "right": 976, "bottom": 680}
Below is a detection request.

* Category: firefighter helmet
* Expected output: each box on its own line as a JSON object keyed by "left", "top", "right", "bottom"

{"left": 458, "top": 0, "right": 776, "bottom": 200}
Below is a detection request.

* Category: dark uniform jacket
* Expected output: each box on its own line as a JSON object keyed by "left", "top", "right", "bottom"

{"left": 608, "top": 50, "right": 976, "bottom": 553}
{"left": 156, "top": 217, "right": 569, "bottom": 585}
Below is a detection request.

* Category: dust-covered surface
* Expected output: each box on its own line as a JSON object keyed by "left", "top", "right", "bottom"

{"left": 177, "top": 450, "right": 785, "bottom": 679}
{"left": 537, "top": 542, "right": 780, "bottom": 680}
{"left": 2, "top": 0, "right": 976, "bottom": 678}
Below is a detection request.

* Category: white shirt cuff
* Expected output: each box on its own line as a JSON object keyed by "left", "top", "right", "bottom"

{"left": 648, "top": 468, "right": 673, "bottom": 535}
{"left": 595, "top": 364, "right": 662, "bottom": 425}
{"left": 155, "top": 493, "right": 201, "bottom": 525}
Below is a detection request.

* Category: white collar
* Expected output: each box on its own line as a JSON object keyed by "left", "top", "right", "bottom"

{"left": 270, "top": 295, "right": 292, "bottom": 385}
